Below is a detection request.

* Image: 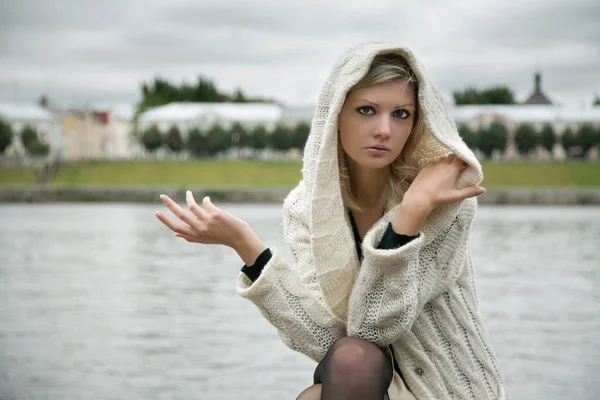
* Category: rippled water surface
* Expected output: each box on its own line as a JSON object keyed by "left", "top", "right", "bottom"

{"left": 0, "top": 203, "right": 599, "bottom": 399}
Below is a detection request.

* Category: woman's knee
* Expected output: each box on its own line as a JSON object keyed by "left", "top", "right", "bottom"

{"left": 296, "top": 384, "right": 322, "bottom": 400}
{"left": 328, "top": 337, "right": 386, "bottom": 357}
{"left": 325, "top": 337, "right": 388, "bottom": 375}
{"left": 317, "top": 337, "right": 393, "bottom": 395}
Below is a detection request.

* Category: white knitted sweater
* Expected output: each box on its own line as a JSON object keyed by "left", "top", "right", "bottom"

{"left": 236, "top": 42, "right": 506, "bottom": 399}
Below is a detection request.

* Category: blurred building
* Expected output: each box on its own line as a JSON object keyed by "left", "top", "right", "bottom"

{"left": 452, "top": 105, "right": 600, "bottom": 160}
{"left": 0, "top": 101, "right": 65, "bottom": 159}
{"left": 135, "top": 102, "right": 283, "bottom": 158}
{"left": 135, "top": 98, "right": 600, "bottom": 161}
{"left": 137, "top": 102, "right": 282, "bottom": 135}
{"left": 279, "top": 105, "right": 315, "bottom": 128}
{"left": 26, "top": 70, "right": 593, "bottom": 162}
{"left": 524, "top": 72, "right": 553, "bottom": 105}
{"left": 61, "top": 104, "right": 135, "bottom": 161}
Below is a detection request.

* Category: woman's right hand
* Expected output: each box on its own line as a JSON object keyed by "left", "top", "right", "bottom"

{"left": 156, "top": 190, "right": 267, "bottom": 266}
{"left": 155, "top": 190, "right": 251, "bottom": 248}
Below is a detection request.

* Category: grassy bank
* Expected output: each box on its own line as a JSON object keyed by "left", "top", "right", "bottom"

{"left": 1, "top": 161, "right": 599, "bottom": 188}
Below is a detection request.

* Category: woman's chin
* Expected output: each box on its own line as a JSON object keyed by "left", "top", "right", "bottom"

{"left": 356, "top": 156, "right": 393, "bottom": 170}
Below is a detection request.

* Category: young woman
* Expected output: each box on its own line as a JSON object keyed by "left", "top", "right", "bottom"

{"left": 156, "top": 42, "right": 506, "bottom": 399}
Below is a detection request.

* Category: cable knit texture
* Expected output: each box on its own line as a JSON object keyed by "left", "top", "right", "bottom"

{"left": 236, "top": 41, "right": 506, "bottom": 399}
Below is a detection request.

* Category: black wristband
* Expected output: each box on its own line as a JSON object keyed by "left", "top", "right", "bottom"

{"left": 377, "top": 222, "right": 419, "bottom": 250}
{"left": 241, "top": 248, "right": 272, "bottom": 282}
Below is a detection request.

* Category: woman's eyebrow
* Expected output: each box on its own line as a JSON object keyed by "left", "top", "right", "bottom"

{"left": 353, "top": 99, "right": 415, "bottom": 108}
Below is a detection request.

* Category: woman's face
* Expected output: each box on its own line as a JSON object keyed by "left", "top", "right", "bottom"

{"left": 338, "top": 81, "right": 415, "bottom": 170}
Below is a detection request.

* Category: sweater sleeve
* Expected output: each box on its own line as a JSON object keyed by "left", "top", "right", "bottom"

{"left": 241, "top": 223, "right": 416, "bottom": 283}
{"left": 347, "top": 198, "right": 476, "bottom": 347}
{"left": 377, "top": 223, "right": 418, "bottom": 250}
{"left": 236, "top": 190, "right": 346, "bottom": 362}
{"left": 241, "top": 248, "right": 272, "bottom": 282}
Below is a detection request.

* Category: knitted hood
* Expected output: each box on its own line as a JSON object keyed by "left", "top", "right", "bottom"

{"left": 298, "top": 41, "right": 483, "bottom": 320}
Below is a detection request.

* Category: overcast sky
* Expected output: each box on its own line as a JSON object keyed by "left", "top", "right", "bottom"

{"left": 0, "top": 0, "right": 598, "bottom": 108}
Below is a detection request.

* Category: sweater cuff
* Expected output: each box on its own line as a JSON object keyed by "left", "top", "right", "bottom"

{"left": 377, "top": 222, "right": 419, "bottom": 250}
{"left": 241, "top": 248, "right": 272, "bottom": 282}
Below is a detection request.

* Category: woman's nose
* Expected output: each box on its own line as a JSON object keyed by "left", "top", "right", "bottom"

{"left": 374, "top": 118, "right": 392, "bottom": 138}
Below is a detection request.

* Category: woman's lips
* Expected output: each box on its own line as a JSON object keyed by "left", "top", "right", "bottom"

{"left": 365, "top": 147, "right": 390, "bottom": 156}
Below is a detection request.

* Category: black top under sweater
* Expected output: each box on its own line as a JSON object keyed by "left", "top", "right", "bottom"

{"left": 240, "top": 209, "right": 419, "bottom": 378}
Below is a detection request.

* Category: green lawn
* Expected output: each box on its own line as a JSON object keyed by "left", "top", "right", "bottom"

{"left": 0, "top": 165, "right": 40, "bottom": 185}
{"left": 1, "top": 161, "right": 599, "bottom": 188}
{"left": 481, "top": 163, "right": 600, "bottom": 187}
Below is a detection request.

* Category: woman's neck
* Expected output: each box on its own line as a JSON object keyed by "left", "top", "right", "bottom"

{"left": 347, "top": 159, "right": 388, "bottom": 209}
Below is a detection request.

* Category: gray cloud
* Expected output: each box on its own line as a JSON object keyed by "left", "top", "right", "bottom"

{"left": 0, "top": 0, "right": 598, "bottom": 107}
{"left": 464, "top": 1, "right": 600, "bottom": 50}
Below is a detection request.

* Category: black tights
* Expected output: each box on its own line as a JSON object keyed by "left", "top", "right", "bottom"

{"left": 296, "top": 337, "right": 393, "bottom": 400}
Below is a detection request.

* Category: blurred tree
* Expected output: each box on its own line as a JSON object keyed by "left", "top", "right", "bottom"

{"left": 453, "top": 87, "right": 479, "bottom": 105}
{"left": 192, "top": 76, "right": 224, "bottom": 102}
{"left": 187, "top": 128, "right": 206, "bottom": 157}
{"left": 205, "top": 123, "right": 229, "bottom": 156}
{"left": 539, "top": 124, "right": 556, "bottom": 153}
{"left": 454, "top": 86, "right": 516, "bottom": 105}
{"left": 165, "top": 126, "right": 184, "bottom": 153}
{"left": 29, "top": 141, "right": 50, "bottom": 155}
{"left": 482, "top": 87, "right": 516, "bottom": 104}
{"left": 232, "top": 88, "right": 247, "bottom": 103}
{"left": 137, "top": 76, "right": 275, "bottom": 114}
{"left": 271, "top": 124, "right": 293, "bottom": 151}
{"left": 291, "top": 122, "right": 311, "bottom": 150}
{"left": 21, "top": 126, "right": 38, "bottom": 150}
{"left": 577, "top": 124, "right": 599, "bottom": 155}
{"left": 514, "top": 124, "right": 538, "bottom": 156}
{"left": 0, "top": 119, "right": 13, "bottom": 154}
{"left": 474, "top": 127, "right": 490, "bottom": 157}
{"left": 250, "top": 125, "right": 269, "bottom": 150}
{"left": 593, "top": 95, "right": 600, "bottom": 106}
{"left": 230, "top": 122, "right": 247, "bottom": 149}
{"left": 477, "top": 122, "right": 508, "bottom": 159}
{"left": 458, "top": 124, "right": 478, "bottom": 149}
{"left": 141, "top": 126, "right": 163, "bottom": 152}
{"left": 21, "top": 126, "right": 49, "bottom": 155}
{"left": 561, "top": 127, "right": 577, "bottom": 158}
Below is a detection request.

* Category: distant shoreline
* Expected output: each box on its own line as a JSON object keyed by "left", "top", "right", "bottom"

{"left": 1, "top": 186, "right": 599, "bottom": 205}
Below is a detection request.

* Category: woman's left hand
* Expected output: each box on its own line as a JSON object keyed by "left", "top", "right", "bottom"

{"left": 156, "top": 190, "right": 250, "bottom": 248}
{"left": 391, "top": 154, "right": 485, "bottom": 236}
{"left": 403, "top": 154, "right": 485, "bottom": 212}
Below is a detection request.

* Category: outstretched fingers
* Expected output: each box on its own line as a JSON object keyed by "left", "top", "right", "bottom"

{"left": 202, "top": 195, "right": 219, "bottom": 213}
{"left": 161, "top": 194, "right": 197, "bottom": 224}
{"left": 157, "top": 194, "right": 198, "bottom": 234}
{"left": 174, "top": 232, "right": 200, "bottom": 242}
{"left": 155, "top": 210, "right": 196, "bottom": 237}
{"left": 186, "top": 190, "right": 220, "bottom": 220}
{"left": 186, "top": 190, "right": 207, "bottom": 220}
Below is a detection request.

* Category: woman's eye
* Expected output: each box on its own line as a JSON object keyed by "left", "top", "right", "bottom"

{"left": 357, "top": 106, "right": 374, "bottom": 115}
{"left": 394, "top": 109, "right": 410, "bottom": 119}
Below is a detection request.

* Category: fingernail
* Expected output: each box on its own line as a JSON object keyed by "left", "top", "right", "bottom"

{"left": 186, "top": 190, "right": 191, "bottom": 196}
{"left": 476, "top": 187, "right": 486, "bottom": 195}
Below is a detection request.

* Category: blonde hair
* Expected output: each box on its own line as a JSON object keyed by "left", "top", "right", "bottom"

{"left": 338, "top": 53, "right": 426, "bottom": 214}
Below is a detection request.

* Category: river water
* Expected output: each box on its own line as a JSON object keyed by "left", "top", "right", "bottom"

{"left": 0, "top": 203, "right": 599, "bottom": 399}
